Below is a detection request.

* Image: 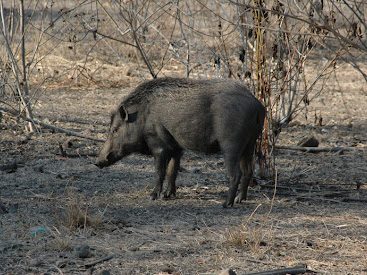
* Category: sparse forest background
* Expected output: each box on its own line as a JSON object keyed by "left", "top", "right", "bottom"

{"left": 1, "top": 0, "right": 366, "bottom": 149}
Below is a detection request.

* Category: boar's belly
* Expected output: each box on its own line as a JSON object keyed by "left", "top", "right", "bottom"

{"left": 164, "top": 115, "right": 219, "bottom": 153}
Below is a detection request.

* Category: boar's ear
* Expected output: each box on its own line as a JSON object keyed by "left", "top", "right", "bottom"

{"left": 119, "top": 105, "right": 128, "bottom": 121}
{"left": 119, "top": 105, "right": 138, "bottom": 123}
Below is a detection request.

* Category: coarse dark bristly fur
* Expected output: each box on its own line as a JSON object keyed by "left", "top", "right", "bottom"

{"left": 96, "top": 77, "right": 265, "bottom": 208}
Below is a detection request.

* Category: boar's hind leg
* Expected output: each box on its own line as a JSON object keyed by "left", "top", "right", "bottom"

{"left": 223, "top": 153, "right": 242, "bottom": 208}
{"left": 235, "top": 148, "right": 255, "bottom": 204}
{"left": 163, "top": 151, "right": 182, "bottom": 199}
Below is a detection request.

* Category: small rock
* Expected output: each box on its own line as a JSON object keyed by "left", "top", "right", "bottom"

{"left": 34, "top": 165, "right": 44, "bottom": 173}
{"left": 218, "top": 268, "right": 237, "bottom": 275}
{"left": 56, "top": 260, "right": 67, "bottom": 268}
{"left": 126, "top": 68, "right": 133, "bottom": 76}
{"left": 74, "top": 244, "right": 92, "bottom": 258}
{"left": 99, "top": 270, "right": 111, "bottom": 275}
{"left": 63, "top": 139, "right": 74, "bottom": 149}
{"left": 297, "top": 136, "right": 319, "bottom": 147}
{"left": 17, "top": 135, "right": 31, "bottom": 145}
{"left": 0, "top": 202, "right": 8, "bottom": 214}
{"left": 56, "top": 173, "right": 67, "bottom": 179}
{"left": 216, "top": 160, "right": 224, "bottom": 167}
{"left": 192, "top": 168, "right": 201, "bottom": 174}
{"left": 129, "top": 246, "right": 140, "bottom": 252}
{"left": 277, "top": 251, "right": 286, "bottom": 257}
{"left": 0, "top": 161, "right": 18, "bottom": 173}
{"left": 29, "top": 258, "right": 44, "bottom": 267}
{"left": 161, "top": 265, "right": 175, "bottom": 274}
{"left": 191, "top": 225, "right": 200, "bottom": 231}
{"left": 259, "top": 241, "right": 267, "bottom": 246}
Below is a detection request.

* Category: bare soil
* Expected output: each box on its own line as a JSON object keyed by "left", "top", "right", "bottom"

{"left": 0, "top": 62, "right": 366, "bottom": 275}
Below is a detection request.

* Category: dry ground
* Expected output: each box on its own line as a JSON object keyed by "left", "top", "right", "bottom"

{"left": 0, "top": 62, "right": 366, "bottom": 275}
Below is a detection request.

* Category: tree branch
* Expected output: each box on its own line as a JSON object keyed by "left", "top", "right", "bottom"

{"left": 0, "top": 106, "right": 105, "bottom": 143}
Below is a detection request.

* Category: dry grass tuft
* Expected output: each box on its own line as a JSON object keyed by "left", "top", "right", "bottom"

{"left": 224, "top": 222, "right": 272, "bottom": 254}
{"left": 64, "top": 188, "right": 102, "bottom": 230}
{"left": 222, "top": 204, "right": 274, "bottom": 254}
{"left": 42, "top": 226, "right": 73, "bottom": 252}
{"left": 48, "top": 234, "right": 73, "bottom": 252}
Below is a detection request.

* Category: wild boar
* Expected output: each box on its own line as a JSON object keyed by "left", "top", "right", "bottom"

{"left": 96, "top": 77, "right": 265, "bottom": 207}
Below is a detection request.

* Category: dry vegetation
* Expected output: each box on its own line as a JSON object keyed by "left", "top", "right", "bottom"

{"left": 1, "top": 1, "right": 367, "bottom": 274}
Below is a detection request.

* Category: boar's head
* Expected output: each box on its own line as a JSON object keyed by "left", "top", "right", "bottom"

{"left": 95, "top": 104, "right": 142, "bottom": 168}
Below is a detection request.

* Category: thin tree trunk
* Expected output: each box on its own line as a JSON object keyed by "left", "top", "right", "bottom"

{"left": 20, "top": 0, "right": 35, "bottom": 132}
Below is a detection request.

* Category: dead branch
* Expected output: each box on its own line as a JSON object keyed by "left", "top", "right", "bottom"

{"left": 0, "top": 106, "right": 105, "bottom": 143}
{"left": 243, "top": 264, "right": 312, "bottom": 275}
{"left": 275, "top": 145, "right": 360, "bottom": 153}
{"left": 130, "top": 22, "right": 156, "bottom": 78}
{"left": 36, "top": 114, "right": 109, "bottom": 127}
{"left": 57, "top": 144, "right": 98, "bottom": 158}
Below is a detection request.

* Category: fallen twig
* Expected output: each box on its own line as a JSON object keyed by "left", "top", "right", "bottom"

{"left": 243, "top": 264, "right": 313, "bottom": 275}
{"left": 342, "top": 198, "right": 367, "bottom": 203}
{"left": 56, "top": 151, "right": 98, "bottom": 158}
{"left": 0, "top": 106, "right": 105, "bottom": 143}
{"left": 83, "top": 255, "right": 114, "bottom": 268}
{"left": 275, "top": 145, "right": 360, "bottom": 153}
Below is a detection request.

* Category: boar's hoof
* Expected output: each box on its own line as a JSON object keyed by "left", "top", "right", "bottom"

{"left": 234, "top": 194, "right": 247, "bottom": 204}
{"left": 222, "top": 199, "right": 235, "bottom": 208}
{"left": 162, "top": 190, "right": 176, "bottom": 200}
{"left": 150, "top": 190, "right": 160, "bottom": 200}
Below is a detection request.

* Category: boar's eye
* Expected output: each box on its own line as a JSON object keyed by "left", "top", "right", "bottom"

{"left": 111, "top": 127, "right": 119, "bottom": 134}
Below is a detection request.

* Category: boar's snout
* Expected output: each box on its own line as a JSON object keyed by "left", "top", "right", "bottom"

{"left": 95, "top": 150, "right": 120, "bottom": 168}
{"left": 95, "top": 158, "right": 109, "bottom": 169}
{"left": 95, "top": 140, "right": 115, "bottom": 168}
{"left": 95, "top": 153, "right": 110, "bottom": 168}
{"left": 95, "top": 149, "right": 109, "bottom": 168}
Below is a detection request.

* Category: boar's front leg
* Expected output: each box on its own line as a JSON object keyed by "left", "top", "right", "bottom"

{"left": 150, "top": 149, "right": 170, "bottom": 200}
{"left": 147, "top": 134, "right": 175, "bottom": 200}
{"left": 163, "top": 150, "right": 182, "bottom": 199}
